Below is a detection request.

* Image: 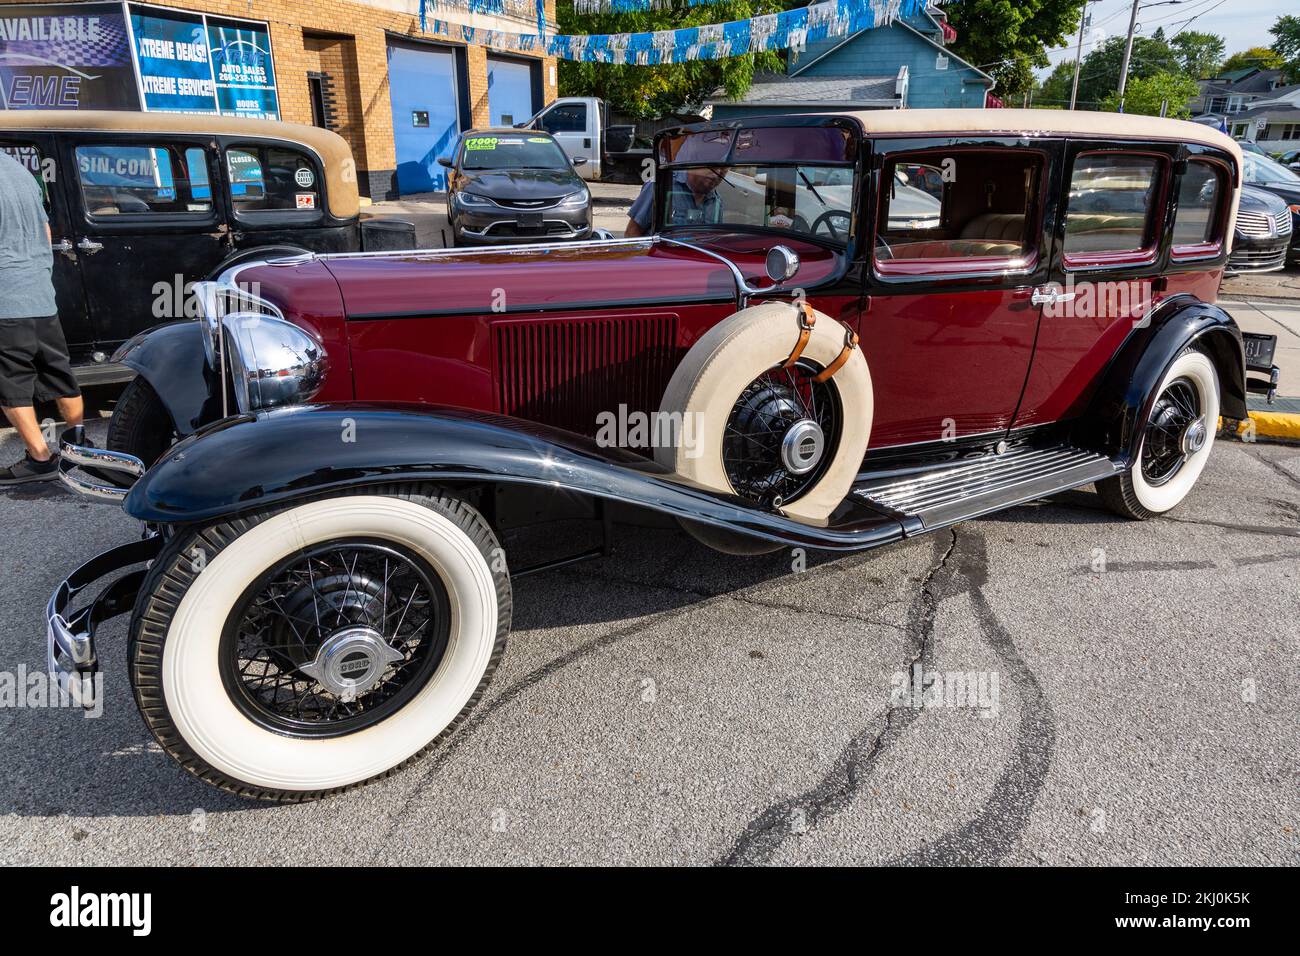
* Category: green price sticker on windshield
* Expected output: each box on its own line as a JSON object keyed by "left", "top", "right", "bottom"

{"left": 464, "top": 137, "right": 499, "bottom": 151}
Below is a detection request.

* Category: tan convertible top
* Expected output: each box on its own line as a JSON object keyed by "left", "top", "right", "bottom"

{"left": 0, "top": 111, "right": 359, "bottom": 219}
{"left": 840, "top": 108, "right": 1242, "bottom": 162}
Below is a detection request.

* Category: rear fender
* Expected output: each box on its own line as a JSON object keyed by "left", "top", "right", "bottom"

{"left": 124, "top": 404, "right": 905, "bottom": 552}
{"left": 111, "top": 322, "right": 221, "bottom": 437}
{"left": 1080, "top": 296, "right": 1246, "bottom": 461}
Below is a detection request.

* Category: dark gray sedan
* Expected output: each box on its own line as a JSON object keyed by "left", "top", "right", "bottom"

{"left": 439, "top": 130, "right": 592, "bottom": 246}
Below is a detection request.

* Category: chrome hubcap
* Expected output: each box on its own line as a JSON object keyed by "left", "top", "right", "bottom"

{"left": 1182, "top": 417, "right": 1207, "bottom": 455}
{"left": 781, "top": 419, "right": 825, "bottom": 475}
{"left": 299, "top": 625, "right": 405, "bottom": 702}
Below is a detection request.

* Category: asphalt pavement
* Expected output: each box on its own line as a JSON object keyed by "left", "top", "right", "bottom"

{"left": 0, "top": 418, "right": 1295, "bottom": 865}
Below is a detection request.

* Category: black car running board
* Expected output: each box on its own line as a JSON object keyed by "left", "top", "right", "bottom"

{"left": 854, "top": 446, "right": 1122, "bottom": 533}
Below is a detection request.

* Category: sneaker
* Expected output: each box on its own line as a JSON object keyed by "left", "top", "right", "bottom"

{"left": 0, "top": 452, "right": 60, "bottom": 485}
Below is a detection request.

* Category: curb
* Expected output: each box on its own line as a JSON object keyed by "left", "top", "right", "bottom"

{"left": 1222, "top": 411, "right": 1300, "bottom": 443}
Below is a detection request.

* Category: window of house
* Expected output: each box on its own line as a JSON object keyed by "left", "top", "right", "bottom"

{"left": 1062, "top": 153, "right": 1163, "bottom": 265}
{"left": 873, "top": 148, "right": 1043, "bottom": 275}
{"left": 1171, "top": 160, "right": 1225, "bottom": 257}
{"left": 226, "top": 145, "right": 321, "bottom": 215}
{"left": 539, "top": 103, "right": 586, "bottom": 134}
{"left": 75, "top": 144, "right": 211, "bottom": 217}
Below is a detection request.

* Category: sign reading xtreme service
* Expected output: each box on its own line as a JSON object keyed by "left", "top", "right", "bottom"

{"left": 0, "top": 2, "right": 140, "bottom": 109}
{"left": 1, "top": 2, "right": 279, "bottom": 117}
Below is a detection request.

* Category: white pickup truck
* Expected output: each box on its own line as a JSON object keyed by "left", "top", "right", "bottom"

{"left": 518, "top": 96, "right": 649, "bottom": 182}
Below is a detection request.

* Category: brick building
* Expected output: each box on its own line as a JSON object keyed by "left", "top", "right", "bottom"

{"left": 13, "top": 0, "right": 559, "bottom": 197}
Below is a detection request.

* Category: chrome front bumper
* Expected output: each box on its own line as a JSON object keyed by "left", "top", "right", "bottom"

{"left": 58, "top": 429, "right": 146, "bottom": 502}
{"left": 46, "top": 535, "right": 163, "bottom": 710}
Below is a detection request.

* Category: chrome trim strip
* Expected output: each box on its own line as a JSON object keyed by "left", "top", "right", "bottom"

{"left": 461, "top": 220, "right": 587, "bottom": 240}
{"left": 57, "top": 434, "right": 145, "bottom": 503}
{"left": 299, "top": 235, "right": 656, "bottom": 261}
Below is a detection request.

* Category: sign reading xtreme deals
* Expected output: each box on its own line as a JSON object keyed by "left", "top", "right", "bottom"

{"left": 0, "top": 2, "right": 279, "bottom": 118}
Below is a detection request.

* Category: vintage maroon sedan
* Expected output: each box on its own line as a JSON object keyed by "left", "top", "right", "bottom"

{"left": 49, "top": 110, "right": 1278, "bottom": 801}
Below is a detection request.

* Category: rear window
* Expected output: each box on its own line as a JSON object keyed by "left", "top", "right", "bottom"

{"left": 226, "top": 145, "right": 322, "bottom": 215}
{"left": 1171, "top": 160, "right": 1225, "bottom": 255}
{"left": 1063, "top": 153, "right": 1163, "bottom": 264}
{"left": 75, "top": 144, "right": 212, "bottom": 217}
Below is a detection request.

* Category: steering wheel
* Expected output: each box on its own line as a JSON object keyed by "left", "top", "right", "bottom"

{"left": 811, "top": 209, "right": 851, "bottom": 241}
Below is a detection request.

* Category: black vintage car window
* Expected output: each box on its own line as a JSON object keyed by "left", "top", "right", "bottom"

{"left": 75, "top": 144, "right": 212, "bottom": 217}
{"left": 1063, "top": 154, "right": 1161, "bottom": 258}
{"left": 874, "top": 149, "right": 1042, "bottom": 270}
{"left": 1, "top": 142, "right": 50, "bottom": 208}
{"left": 1172, "top": 161, "right": 1223, "bottom": 249}
{"left": 227, "top": 145, "right": 322, "bottom": 215}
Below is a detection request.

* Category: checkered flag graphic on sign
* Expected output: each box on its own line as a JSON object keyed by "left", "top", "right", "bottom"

{"left": 1, "top": 14, "right": 132, "bottom": 68}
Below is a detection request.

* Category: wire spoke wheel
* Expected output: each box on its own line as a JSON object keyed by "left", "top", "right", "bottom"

{"left": 219, "top": 539, "right": 452, "bottom": 738}
{"left": 1141, "top": 377, "right": 1203, "bottom": 488}
{"left": 721, "top": 359, "right": 842, "bottom": 507}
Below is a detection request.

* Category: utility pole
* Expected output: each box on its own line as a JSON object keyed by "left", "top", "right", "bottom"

{"left": 1116, "top": 0, "right": 1142, "bottom": 111}
{"left": 1069, "top": 0, "right": 1090, "bottom": 110}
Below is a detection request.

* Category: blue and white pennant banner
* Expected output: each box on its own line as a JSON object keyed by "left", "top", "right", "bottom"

{"left": 419, "top": 0, "right": 940, "bottom": 64}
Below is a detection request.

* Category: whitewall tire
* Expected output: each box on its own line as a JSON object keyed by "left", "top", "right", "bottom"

{"left": 1098, "top": 349, "right": 1220, "bottom": 520}
{"left": 656, "top": 301, "right": 873, "bottom": 526}
{"left": 129, "top": 487, "right": 510, "bottom": 801}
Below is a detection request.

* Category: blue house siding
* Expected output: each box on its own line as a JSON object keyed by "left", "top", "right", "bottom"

{"left": 711, "top": 103, "right": 852, "bottom": 120}
{"left": 792, "top": 19, "right": 990, "bottom": 109}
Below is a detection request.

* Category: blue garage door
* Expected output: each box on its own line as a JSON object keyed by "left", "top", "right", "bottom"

{"left": 487, "top": 56, "right": 536, "bottom": 128}
{"left": 387, "top": 39, "right": 461, "bottom": 195}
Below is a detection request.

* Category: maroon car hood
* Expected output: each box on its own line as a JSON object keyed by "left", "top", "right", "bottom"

{"left": 320, "top": 235, "right": 841, "bottom": 317}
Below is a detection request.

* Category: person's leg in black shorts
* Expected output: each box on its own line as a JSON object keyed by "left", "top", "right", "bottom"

{"left": 0, "top": 315, "right": 84, "bottom": 484}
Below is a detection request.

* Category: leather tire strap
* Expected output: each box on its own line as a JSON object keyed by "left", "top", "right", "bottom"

{"left": 812, "top": 327, "right": 860, "bottom": 384}
{"left": 782, "top": 300, "right": 816, "bottom": 369}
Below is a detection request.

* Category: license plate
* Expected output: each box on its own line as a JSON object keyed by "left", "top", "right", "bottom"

{"left": 517, "top": 213, "right": 543, "bottom": 230}
{"left": 1242, "top": 332, "right": 1277, "bottom": 371}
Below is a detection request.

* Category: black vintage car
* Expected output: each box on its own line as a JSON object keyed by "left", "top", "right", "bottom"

{"left": 0, "top": 111, "right": 414, "bottom": 388}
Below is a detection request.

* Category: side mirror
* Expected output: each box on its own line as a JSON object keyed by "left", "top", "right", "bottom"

{"left": 437, "top": 156, "right": 454, "bottom": 169}
{"left": 765, "top": 244, "right": 800, "bottom": 283}
{"left": 572, "top": 156, "right": 588, "bottom": 167}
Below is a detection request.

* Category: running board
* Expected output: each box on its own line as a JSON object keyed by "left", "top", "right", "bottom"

{"left": 853, "top": 446, "right": 1121, "bottom": 531}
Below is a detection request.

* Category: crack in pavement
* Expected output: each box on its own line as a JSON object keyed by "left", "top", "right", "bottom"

{"left": 1248, "top": 450, "right": 1300, "bottom": 492}
{"left": 367, "top": 545, "right": 908, "bottom": 860}
{"left": 716, "top": 529, "right": 958, "bottom": 866}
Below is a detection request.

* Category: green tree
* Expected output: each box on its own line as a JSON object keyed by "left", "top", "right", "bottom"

{"left": 1170, "top": 31, "right": 1225, "bottom": 79}
{"left": 556, "top": 1, "right": 784, "bottom": 119}
{"left": 946, "top": 0, "right": 1088, "bottom": 103}
{"left": 1073, "top": 33, "right": 1179, "bottom": 110}
{"left": 1218, "top": 46, "right": 1284, "bottom": 75}
{"left": 1034, "top": 61, "right": 1080, "bottom": 108}
{"left": 1099, "top": 70, "right": 1200, "bottom": 118}
{"left": 1269, "top": 15, "right": 1300, "bottom": 82}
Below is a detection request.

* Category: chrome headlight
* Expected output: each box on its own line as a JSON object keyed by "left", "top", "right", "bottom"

{"left": 221, "top": 313, "right": 328, "bottom": 413}
{"left": 557, "top": 190, "right": 589, "bottom": 209}
{"left": 456, "top": 191, "right": 495, "bottom": 208}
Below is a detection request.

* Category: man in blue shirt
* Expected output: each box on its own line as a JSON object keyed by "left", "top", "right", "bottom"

{"left": 0, "top": 149, "right": 84, "bottom": 485}
{"left": 625, "top": 166, "right": 726, "bottom": 237}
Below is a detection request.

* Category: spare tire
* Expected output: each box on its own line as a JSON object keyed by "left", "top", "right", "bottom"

{"left": 656, "top": 301, "right": 873, "bottom": 525}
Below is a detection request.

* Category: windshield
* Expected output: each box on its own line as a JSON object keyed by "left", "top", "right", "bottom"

{"left": 460, "top": 134, "right": 569, "bottom": 171}
{"left": 660, "top": 165, "right": 855, "bottom": 242}
{"left": 1243, "top": 152, "right": 1300, "bottom": 186}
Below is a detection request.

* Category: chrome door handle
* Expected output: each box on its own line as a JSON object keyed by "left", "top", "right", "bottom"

{"left": 76, "top": 238, "right": 104, "bottom": 255}
{"left": 51, "top": 239, "right": 74, "bottom": 258}
{"left": 1031, "top": 287, "right": 1077, "bottom": 307}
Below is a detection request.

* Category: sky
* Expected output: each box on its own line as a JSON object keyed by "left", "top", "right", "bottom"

{"left": 1036, "top": 0, "right": 1293, "bottom": 78}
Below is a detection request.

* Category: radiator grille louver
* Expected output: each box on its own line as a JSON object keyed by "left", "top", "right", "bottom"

{"left": 493, "top": 316, "right": 679, "bottom": 445}
{"left": 1236, "top": 209, "right": 1292, "bottom": 238}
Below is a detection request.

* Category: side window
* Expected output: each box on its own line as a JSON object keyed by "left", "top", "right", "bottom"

{"left": 1171, "top": 160, "right": 1225, "bottom": 256}
{"left": 75, "top": 144, "right": 212, "bottom": 217}
{"left": 226, "top": 144, "right": 322, "bottom": 215}
{"left": 875, "top": 148, "right": 1043, "bottom": 273}
{"left": 0, "top": 142, "right": 52, "bottom": 208}
{"left": 1062, "top": 153, "right": 1162, "bottom": 264}
{"left": 540, "top": 103, "right": 586, "bottom": 134}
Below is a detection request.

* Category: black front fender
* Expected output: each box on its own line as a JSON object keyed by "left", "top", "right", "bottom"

{"left": 1081, "top": 296, "right": 1247, "bottom": 461}
{"left": 112, "top": 322, "right": 221, "bottom": 437}
{"left": 123, "top": 404, "right": 905, "bottom": 552}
